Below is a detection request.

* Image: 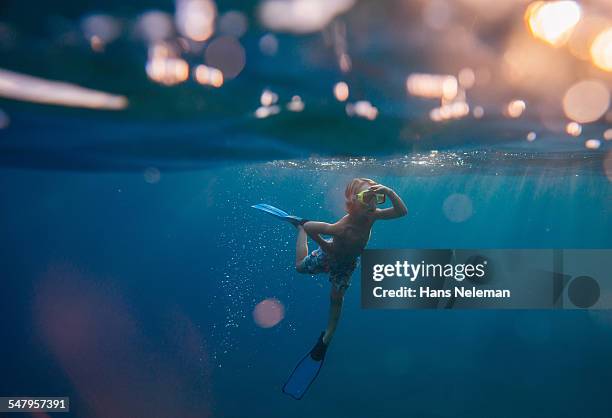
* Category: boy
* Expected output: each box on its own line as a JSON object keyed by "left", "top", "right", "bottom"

{"left": 295, "top": 178, "right": 407, "bottom": 356}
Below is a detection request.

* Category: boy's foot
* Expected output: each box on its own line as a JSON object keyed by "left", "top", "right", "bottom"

{"left": 309, "top": 331, "right": 328, "bottom": 361}
{"left": 288, "top": 216, "right": 308, "bottom": 228}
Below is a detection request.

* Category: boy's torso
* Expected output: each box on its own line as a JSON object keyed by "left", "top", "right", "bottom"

{"left": 328, "top": 215, "right": 374, "bottom": 259}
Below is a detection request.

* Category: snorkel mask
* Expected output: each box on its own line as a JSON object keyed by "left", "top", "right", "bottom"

{"left": 356, "top": 190, "right": 386, "bottom": 205}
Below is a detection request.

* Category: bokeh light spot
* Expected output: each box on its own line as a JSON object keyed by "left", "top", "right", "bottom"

{"left": 260, "top": 89, "right": 278, "bottom": 107}
{"left": 590, "top": 27, "right": 612, "bottom": 72}
{"left": 259, "top": 33, "right": 278, "bottom": 56}
{"left": 255, "top": 105, "right": 280, "bottom": 119}
{"left": 144, "top": 167, "right": 161, "bottom": 184}
{"left": 565, "top": 121, "right": 582, "bottom": 136}
{"left": 258, "top": 0, "right": 355, "bottom": 34}
{"left": 136, "top": 11, "right": 174, "bottom": 44}
{"left": 218, "top": 10, "right": 248, "bottom": 38}
{"left": 146, "top": 43, "right": 189, "bottom": 86}
{"left": 175, "top": 0, "right": 216, "bottom": 42}
{"left": 0, "top": 69, "right": 127, "bottom": 109}
{"left": 334, "top": 81, "right": 349, "bottom": 102}
{"left": 506, "top": 100, "right": 526, "bottom": 118}
{"left": 430, "top": 102, "right": 470, "bottom": 122}
{"left": 472, "top": 106, "right": 484, "bottom": 119}
{"left": 81, "top": 14, "right": 121, "bottom": 50}
{"left": 195, "top": 64, "right": 223, "bottom": 88}
{"left": 526, "top": 1, "right": 581, "bottom": 47}
{"left": 443, "top": 193, "right": 473, "bottom": 223}
{"left": 406, "top": 73, "right": 458, "bottom": 100}
{"left": 287, "top": 95, "right": 304, "bottom": 112}
{"left": 562, "top": 80, "right": 610, "bottom": 123}
{"left": 253, "top": 298, "right": 285, "bottom": 328}
{"left": 346, "top": 100, "right": 378, "bottom": 120}
{"left": 568, "top": 15, "right": 609, "bottom": 61}
{"left": 584, "top": 139, "right": 601, "bottom": 150}
{"left": 205, "top": 36, "right": 246, "bottom": 80}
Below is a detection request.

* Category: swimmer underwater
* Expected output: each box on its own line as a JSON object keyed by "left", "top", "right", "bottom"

{"left": 252, "top": 178, "right": 407, "bottom": 399}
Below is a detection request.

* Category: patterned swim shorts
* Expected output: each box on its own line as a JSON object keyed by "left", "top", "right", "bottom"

{"left": 297, "top": 247, "right": 358, "bottom": 292}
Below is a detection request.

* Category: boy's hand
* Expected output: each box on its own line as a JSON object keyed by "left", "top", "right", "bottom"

{"left": 369, "top": 183, "right": 408, "bottom": 219}
{"left": 368, "top": 184, "right": 392, "bottom": 195}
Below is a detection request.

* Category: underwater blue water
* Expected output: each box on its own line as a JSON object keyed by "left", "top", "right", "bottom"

{"left": 1, "top": 150, "right": 611, "bottom": 417}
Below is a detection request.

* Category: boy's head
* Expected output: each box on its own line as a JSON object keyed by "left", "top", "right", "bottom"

{"left": 345, "top": 178, "right": 378, "bottom": 214}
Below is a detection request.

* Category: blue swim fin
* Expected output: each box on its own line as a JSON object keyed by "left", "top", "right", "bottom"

{"left": 251, "top": 203, "right": 305, "bottom": 226}
{"left": 282, "top": 332, "right": 328, "bottom": 400}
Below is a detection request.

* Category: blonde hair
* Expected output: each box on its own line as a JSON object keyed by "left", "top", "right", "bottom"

{"left": 345, "top": 178, "right": 377, "bottom": 213}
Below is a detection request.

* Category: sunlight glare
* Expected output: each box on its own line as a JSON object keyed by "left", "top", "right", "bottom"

{"left": 526, "top": 1, "right": 581, "bottom": 47}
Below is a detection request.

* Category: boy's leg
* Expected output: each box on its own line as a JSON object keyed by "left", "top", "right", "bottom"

{"left": 295, "top": 225, "right": 308, "bottom": 269}
{"left": 322, "top": 286, "right": 345, "bottom": 345}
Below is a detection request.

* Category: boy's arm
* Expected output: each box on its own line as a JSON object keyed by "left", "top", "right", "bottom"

{"left": 371, "top": 185, "right": 408, "bottom": 220}
{"left": 303, "top": 221, "right": 338, "bottom": 253}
